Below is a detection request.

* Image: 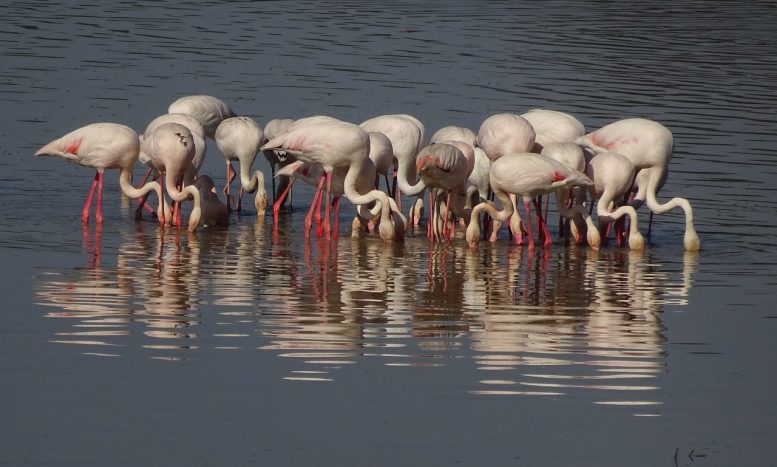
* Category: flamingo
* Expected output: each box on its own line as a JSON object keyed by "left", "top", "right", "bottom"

{"left": 520, "top": 109, "right": 586, "bottom": 152}
{"left": 476, "top": 113, "right": 536, "bottom": 162}
{"left": 35, "top": 122, "right": 169, "bottom": 225}
{"left": 475, "top": 113, "right": 537, "bottom": 240}
{"left": 584, "top": 151, "right": 644, "bottom": 250}
{"left": 146, "top": 122, "right": 202, "bottom": 232}
{"left": 167, "top": 95, "right": 236, "bottom": 139}
{"left": 359, "top": 114, "right": 426, "bottom": 206}
{"left": 575, "top": 118, "right": 700, "bottom": 251}
{"left": 261, "top": 117, "right": 406, "bottom": 242}
{"left": 465, "top": 153, "right": 594, "bottom": 250}
{"left": 262, "top": 118, "right": 295, "bottom": 207}
{"left": 274, "top": 156, "right": 379, "bottom": 239}
{"left": 214, "top": 116, "right": 268, "bottom": 214}
{"left": 416, "top": 142, "right": 471, "bottom": 242}
{"left": 540, "top": 142, "right": 588, "bottom": 240}
{"left": 135, "top": 113, "right": 207, "bottom": 220}
{"left": 193, "top": 175, "right": 229, "bottom": 227}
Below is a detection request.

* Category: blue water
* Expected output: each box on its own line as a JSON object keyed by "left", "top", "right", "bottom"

{"left": 2, "top": 1, "right": 776, "bottom": 465}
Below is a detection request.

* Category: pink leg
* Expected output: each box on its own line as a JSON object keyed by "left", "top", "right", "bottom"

{"left": 332, "top": 196, "right": 341, "bottom": 241}
{"left": 225, "top": 163, "right": 237, "bottom": 211}
{"left": 305, "top": 175, "right": 326, "bottom": 238}
{"left": 82, "top": 172, "right": 100, "bottom": 223}
{"left": 524, "top": 201, "right": 535, "bottom": 250}
{"left": 159, "top": 173, "right": 167, "bottom": 227}
{"left": 273, "top": 177, "right": 296, "bottom": 224}
{"left": 95, "top": 172, "right": 104, "bottom": 224}
{"left": 321, "top": 172, "right": 333, "bottom": 239}
{"left": 135, "top": 168, "right": 156, "bottom": 218}
{"left": 534, "top": 198, "right": 552, "bottom": 248}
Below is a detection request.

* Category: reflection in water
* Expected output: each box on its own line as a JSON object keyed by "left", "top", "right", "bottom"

{"left": 35, "top": 221, "right": 698, "bottom": 412}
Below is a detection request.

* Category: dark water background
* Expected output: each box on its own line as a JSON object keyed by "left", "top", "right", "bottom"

{"left": 2, "top": 1, "right": 776, "bottom": 465}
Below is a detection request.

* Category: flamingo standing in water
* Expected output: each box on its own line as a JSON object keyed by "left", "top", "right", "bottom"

{"left": 215, "top": 116, "right": 268, "bottom": 214}
{"left": 167, "top": 95, "right": 236, "bottom": 139}
{"left": 261, "top": 117, "right": 406, "bottom": 242}
{"left": 193, "top": 175, "right": 229, "bottom": 227}
{"left": 540, "top": 142, "right": 588, "bottom": 241}
{"left": 465, "top": 153, "right": 595, "bottom": 250}
{"left": 575, "top": 118, "right": 701, "bottom": 251}
{"left": 476, "top": 113, "right": 537, "bottom": 239}
{"left": 262, "top": 118, "right": 295, "bottom": 208}
{"left": 584, "top": 151, "right": 644, "bottom": 250}
{"left": 35, "top": 122, "right": 169, "bottom": 225}
{"left": 136, "top": 113, "right": 207, "bottom": 220}
{"left": 359, "top": 114, "right": 426, "bottom": 212}
{"left": 415, "top": 142, "right": 471, "bottom": 242}
{"left": 145, "top": 123, "right": 202, "bottom": 232}
{"left": 520, "top": 109, "right": 586, "bottom": 152}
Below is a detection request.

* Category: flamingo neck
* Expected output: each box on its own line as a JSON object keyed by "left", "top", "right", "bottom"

{"left": 396, "top": 154, "right": 425, "bottom": 196}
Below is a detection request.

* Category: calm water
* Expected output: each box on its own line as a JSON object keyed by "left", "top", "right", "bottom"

{"left": 2, "top": 0, "right": 777, "bottom": 465}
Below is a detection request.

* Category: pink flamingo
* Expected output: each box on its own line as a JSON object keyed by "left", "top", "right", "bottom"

{"left": 262, "top": 118, "right": 295, "bottom": 208}
{"left": 520, "top": 109, "right": 586, "bottom": 152}
{"left": 416, "top": 142, "right": 470, "bottom": 242}
{"left": 35, "top": 122, "right": 169, "bottom": 225}
{"left": 261, "top": 117, "right": 406, "bottom": 242}
{"left": 136, "top": 113, "right": 207, "bottom": 220}
{"left": 145, "top": 123, "right": 202, "bottom": 232}
{"left": 476, "top": 113, "right": 537, "bottom": 240}
{"left": 359, "top": 114, "right": 426, "bottom": 207}
{"left": 167, "top": 95, "right": 236, "bottom": 139}
{"left": 465, "top": 153, "right": 594, "bottom": 250}
{"left": 193, "top": 175, "right": 229, "bottom": 227}
{"left": 584, "top": 152, "right": 644, "bottom": 250}
{"left": 576, "top": 118, "right": 700, "bottom": 251}
{"left": 215, "top": 116, "right": 268, "bottom": 214}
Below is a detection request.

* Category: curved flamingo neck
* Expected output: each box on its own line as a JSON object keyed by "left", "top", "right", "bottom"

{"left": 396, "top": 154, "right": 425, "bottom": 196}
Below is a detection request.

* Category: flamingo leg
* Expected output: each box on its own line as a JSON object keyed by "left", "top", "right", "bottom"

{"left": 273, "top": 177, "right": 296, "bottom": 224}
{"left": 322, "top": 172, "right": 333, "bottom": 239}
{"left": 82, "top": 172, "right": 100, "bottom": 223}
{"left": 332, "top": 196, "right": 341, "bottom": 241}
{"left": 159, "top": 173, "right": 167, "bottom": 227}
{"left": 225, "top": 162, "right": 237, "bottom": 211}
{"left": 305, "top": 175, "right": 326, "bottom": 238}
{"left": 95, "top": 171, "right": 104, "bottom": 224}
{"left": 237, "top": 187, "right": 244, "bottom": 213}
{"left": 524, "top": 201, "right": 535, "bottom": 250}
{"left": 534, "top": 197, "right": 552, "bottom": 248}
{"left": 135, "top": 167, "right": 156, "bottom": 219}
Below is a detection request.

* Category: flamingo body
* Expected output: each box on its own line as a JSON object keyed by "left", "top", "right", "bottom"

{"left": 168, "top": 95, "right": 236, "bottom": 139}
{"left": 476, "top": 114, "right": 536, "bottom": 162}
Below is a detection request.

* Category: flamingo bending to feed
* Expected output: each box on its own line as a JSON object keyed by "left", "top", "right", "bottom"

{"left": 520, "top": 109, "right": 586, "bottom": 152}
{"left": 168, "top": 95, "right": 236, "bottom": 139}
{"left": 136, "top": 113, "right": 207, "bottom": 220}
{"left": 35, "top": 122, "right": 169, "bottom": 225}
{"left": 261, "top": 117, "right": 406, "bottom": 242}
{"left": 476, "top": 113, "right": 537, "bottom": 239}
{"left": 262, "top": 118, "right": 295, "bottom": 207}
{"left": 194, "top": 175, "right": 229, "bottom": 227}
{"left": 215, "top": 116, "right": 268, "bottom": 214}
{"left": 584, "top": 151, "right": 644, "bottom": 250}
{"left": 540, "top": 142, "right": 588, "bottom": 239}
{"left": 575, "top": 118, "right": 700, "bottom": 251}
{"left": 416, "top": 142, "right": 471, "bottom": 242}
{"left": 465, "top": 153, "right": 594, "bottom": 250}
{"left": 360, "top": 114, "right": 426, "bottom": 208}
{"left": 146, "top": 123, "right": 202, "bottom": 231}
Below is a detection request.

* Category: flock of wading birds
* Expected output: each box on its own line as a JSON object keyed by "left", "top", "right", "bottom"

{"left": 35, "top": 95, "right": 701, "bottom": 252}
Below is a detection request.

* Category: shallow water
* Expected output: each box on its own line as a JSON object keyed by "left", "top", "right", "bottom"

{"left": 2, "top": 0, "right": 777, "bottom": 465}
